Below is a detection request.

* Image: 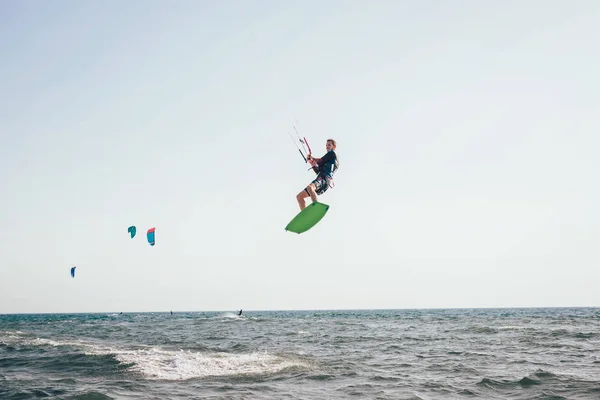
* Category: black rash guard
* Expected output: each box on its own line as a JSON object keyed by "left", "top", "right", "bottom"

{"left": 312, "top": 150, "right": 338, "bottom": 178}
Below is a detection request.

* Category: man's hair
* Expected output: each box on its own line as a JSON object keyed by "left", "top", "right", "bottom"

{"left": 327, "top": 138, "right": 337, "bottom": 147}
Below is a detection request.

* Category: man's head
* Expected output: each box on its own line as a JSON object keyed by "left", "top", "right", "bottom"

{"left": 326, "top": 138, "right": 336, "bottom": 151}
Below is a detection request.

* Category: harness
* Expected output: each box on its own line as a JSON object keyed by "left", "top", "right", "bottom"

{"left": 318, "top": 157, "right": 339, "bottom": 188}
{"left": 306, "top": 152, "right": 340, "bottom": 189}
{"left": 326, "top": 161, "right": 338, "bottom": 188}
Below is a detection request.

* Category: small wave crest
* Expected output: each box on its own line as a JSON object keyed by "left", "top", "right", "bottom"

{"left": 65, "top": 391, "right": 115, "bottom": 399}
{"left": 1, "top": 330, "right": 90, "bottom": 350}
{"left": 478, "top": 369, "right": 558, "bottom": 389}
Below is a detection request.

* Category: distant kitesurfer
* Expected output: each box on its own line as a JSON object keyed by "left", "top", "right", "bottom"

{"left": 238, "top": 309, "right": 242, "bottom": 316}
{"left": 296, "top": 139, "right": 339, "bottom": 210}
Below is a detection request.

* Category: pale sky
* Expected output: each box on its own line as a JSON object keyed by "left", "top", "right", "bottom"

{"left": 1, "top": 0, "right": 599, "bottom": 313}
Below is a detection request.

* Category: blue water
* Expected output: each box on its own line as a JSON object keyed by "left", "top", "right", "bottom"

{"left": 1, "top": 308, "right": 599, "bottom": 399}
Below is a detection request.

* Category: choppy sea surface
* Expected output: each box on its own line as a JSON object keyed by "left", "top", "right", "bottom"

{"left": 1, "top": 308, "right": 599, "bottom": 399}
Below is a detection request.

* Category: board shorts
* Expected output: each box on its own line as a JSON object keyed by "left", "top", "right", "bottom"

{"left": 305, "top": 174, "right": 330, "bottom": 196}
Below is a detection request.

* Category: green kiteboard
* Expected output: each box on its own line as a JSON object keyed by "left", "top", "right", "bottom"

{"left": 285, "top": 202, "right": 330, "bottom": 234}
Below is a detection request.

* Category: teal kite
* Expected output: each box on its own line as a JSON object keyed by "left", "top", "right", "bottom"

{"left": 147, "top": 228, "right": 155, "bottom": 246}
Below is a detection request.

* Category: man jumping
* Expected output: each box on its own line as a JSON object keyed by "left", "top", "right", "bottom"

{"left": 296, "top": 138, "right": 339, "bottom": 210}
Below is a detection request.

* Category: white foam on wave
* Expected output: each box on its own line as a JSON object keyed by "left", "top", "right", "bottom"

{"left": 1, "top": 330, "right": 313, "bottom": 381}
{"left": 498, "top": 325, "right": 525, "bottom": 330}
{"left": 0, "top": 331, "right": 60, "bottom": 347}
{"left": 112, "top": 348, "right": 310, "bottom": 380}
{"left": 215, "top": 312, "right": 243, "bottom": 319}
{"left": 0, "top": 330, "right": 26, "bottom": 342}
{"left": 0, "top": 331, "right": 98, "bottom": 350}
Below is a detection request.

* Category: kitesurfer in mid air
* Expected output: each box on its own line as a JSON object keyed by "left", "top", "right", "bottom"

{"left": 296, "top": 138, "right": 339, "bottom": 210}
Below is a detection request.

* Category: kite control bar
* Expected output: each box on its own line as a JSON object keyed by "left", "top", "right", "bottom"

{"left": 288, "top": 131, "right": 307, "bottom": 163}
{"left": 289, "top": 124, "right": 319, "bottom": 175}
{"left": 303, "top": 135, "right": 312, "bottom": 155}
{"left": 290, "top": 124, "right": 313, "bottom": 163}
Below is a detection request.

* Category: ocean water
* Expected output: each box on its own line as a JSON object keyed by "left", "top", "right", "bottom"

{"left": 1, "top": 308, "right": 599, "bottom": 399}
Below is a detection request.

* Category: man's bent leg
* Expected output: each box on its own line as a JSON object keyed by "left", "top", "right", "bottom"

{"left": 296, "top": 189, "right": 310, "bottom": 211}
{"left": 306, "top": 183, "right": 318, "bottom": 203}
